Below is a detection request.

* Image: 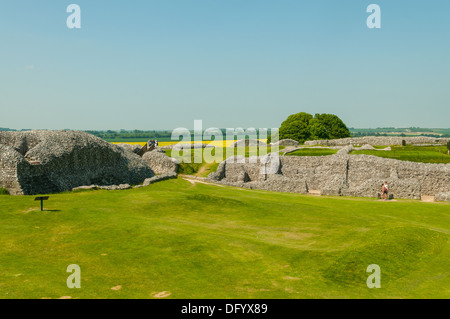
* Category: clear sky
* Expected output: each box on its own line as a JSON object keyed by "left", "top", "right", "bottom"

{"left": 1, "top": 1, "right": 449, "bottom": 130}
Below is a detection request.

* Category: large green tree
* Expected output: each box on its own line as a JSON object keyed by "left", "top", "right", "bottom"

{"left": 313, "top": 113, "right": 351, "bottom": 140}
{"left": 308, "top": 118, "right": 328, "bottom": 140}
{"left": 278, "top": 112, "right": 313, "bottom": 143}
{"left": 277, "top": 112, "right": 350, "bottom": 144}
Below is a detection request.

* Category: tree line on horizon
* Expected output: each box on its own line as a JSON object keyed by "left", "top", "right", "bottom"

{"left": 1, "top": 126, "right": 449, "bottom": 140}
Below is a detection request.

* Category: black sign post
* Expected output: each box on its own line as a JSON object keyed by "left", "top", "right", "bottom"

{"left": 34, "top": 196, "right": 49, "bottom": 211}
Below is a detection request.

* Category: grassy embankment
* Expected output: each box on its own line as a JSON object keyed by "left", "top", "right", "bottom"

{"left": 285, "top": 148, "right": 338, "bottom": 157}
{"left": 351, "top": 145, "right": 450, "bottom": 164}
{"left": 0, "top": 179, "right": 448, "bottom": 299}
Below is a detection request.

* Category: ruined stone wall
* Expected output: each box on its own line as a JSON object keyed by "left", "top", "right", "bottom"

{"left": 345, "top": 156, "right": 449, "bottom": 197}
{"left": 116, "top": 143, "right": 141, "bottom": 154}
{"left": 208, "top": 153, "right": 450, "bottom": 201}
{"left": 271, "top": 139, "right": 300, "bottom": 147}
{"left": 142, "top": 151, "right": 178, "bottom": 175}
{"left": 0, "top": 132, "right": 43, "bottom": 156}
{"left": 0, "top": 145, "right": 23, "bottom": 194}
{"left": 304, "top": 136, "right": 450, "bottom": 146}
{"left": 0, "top": 131, "right": 154, "bottom": 195}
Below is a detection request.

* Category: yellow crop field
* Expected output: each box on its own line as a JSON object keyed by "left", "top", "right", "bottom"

{"left": 111, "top": 140, "right": 268, "bottom": 148}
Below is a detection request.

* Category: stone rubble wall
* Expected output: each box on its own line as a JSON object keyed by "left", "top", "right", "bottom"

{"left": 304, "top": 136, "right": 450, "bottom": 146}
{"left": 141, "top": 172, "right": 177, "bottom": 187}
{"left": 270, "top": 139, "right": 300, "bottom": 147}
{"left": 72, "top": 184, "right": 132, "bottom": 191}
{"left": 0, "top": 144, "right": 24, "bottom": 193}
{"left": 207, "top": 153, "right": 450, "bottom": 201}
{"left": 142, "top": 150, "right": 178, "bottom": 175}
{"left": 116, "top": 143, "right": 142, "bottom": 154}
{"left": 436, "top": 192, "right": 450, "bottom": 202}
{"left": 0, "top": 131, "right": 154, "bottom": 195}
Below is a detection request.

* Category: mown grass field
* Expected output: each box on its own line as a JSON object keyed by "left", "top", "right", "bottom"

{"left": 0, "top": 179, "right": 449, "bottom": 299}
{"left": 351, "top": 145, "right": 450, "bottom": 164}
{"left": 286, "top": 148, "right": 338, "bottom": 157}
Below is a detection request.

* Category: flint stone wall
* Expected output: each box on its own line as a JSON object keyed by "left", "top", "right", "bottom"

{"left": 305, "top": 136, "right": 450, "bottom": 146}
{"left": 142, "top": 151, "right": 178, "bottom": 175}
{"left": 207, "top": 153, "right": 450, "bottom": 200}
{"left": 271, "top": 139, "right": 300, "bottom": 147}
{"left": 116, "top": 143, "right": 142, "bottom": 154}
{"left": 142, "top": 172, "right": 177, "bottom": 186}
{"left": 436, "top": 192, "right": 450, "bottom": 202}
{"left": 73, "top": 184, "right": 132, "bottom": 191}
{"left": 0, "top": 131, "right": 154, "bottom": 195}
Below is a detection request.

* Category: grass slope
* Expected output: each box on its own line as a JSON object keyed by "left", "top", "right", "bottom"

{"left": 351, "top": 145, "right": 450, "bottom": 164}
{"left": 0, "top": 179, "right": 449, "bottom": 299}
{"left": 286, "top": 149, "right": 338, "bottom": 156}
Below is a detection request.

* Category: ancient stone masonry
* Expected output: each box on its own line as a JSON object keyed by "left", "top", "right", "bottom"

{"left": 207, "top": 152, "right": 450, "bottom": 201}
{"left": 142, "top": 150, "right": 178, "bottom": 175}
{"left": 305, "top": 136, "right": 450, "bottom": 146}
{"left": 141, "top": 172, "right": 177, "bottom": 187}
{"left": 116, "top": 143, "right": 142, "bottom": 154}
{"left": 72, "top": 184, "right": 132, "bottom": 191}
{"left": 0, "top": 131, "right": 154, "bottom": 195}
{"left": 436, "top": 192, "right": 450, "bottom": 202}
{"left": 270, "top": 139, "right": 300, "bottom": 147}
{"left": 0, "top": 144, "right": 24, "bottom": 193}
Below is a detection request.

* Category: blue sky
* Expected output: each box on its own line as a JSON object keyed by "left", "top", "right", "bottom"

{"left": 0, "top": 1, "right": 449, "bottom": 130}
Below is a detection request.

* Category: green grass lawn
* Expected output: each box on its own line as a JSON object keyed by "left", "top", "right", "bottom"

{"left": 351, "top": 145, "right": 450, "bottom": 164}
{"left": 0, "top": 179, "right": 449, "bottom": 299}
{"left": 286, "top": 148, "right": 338, "bottom": 157}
